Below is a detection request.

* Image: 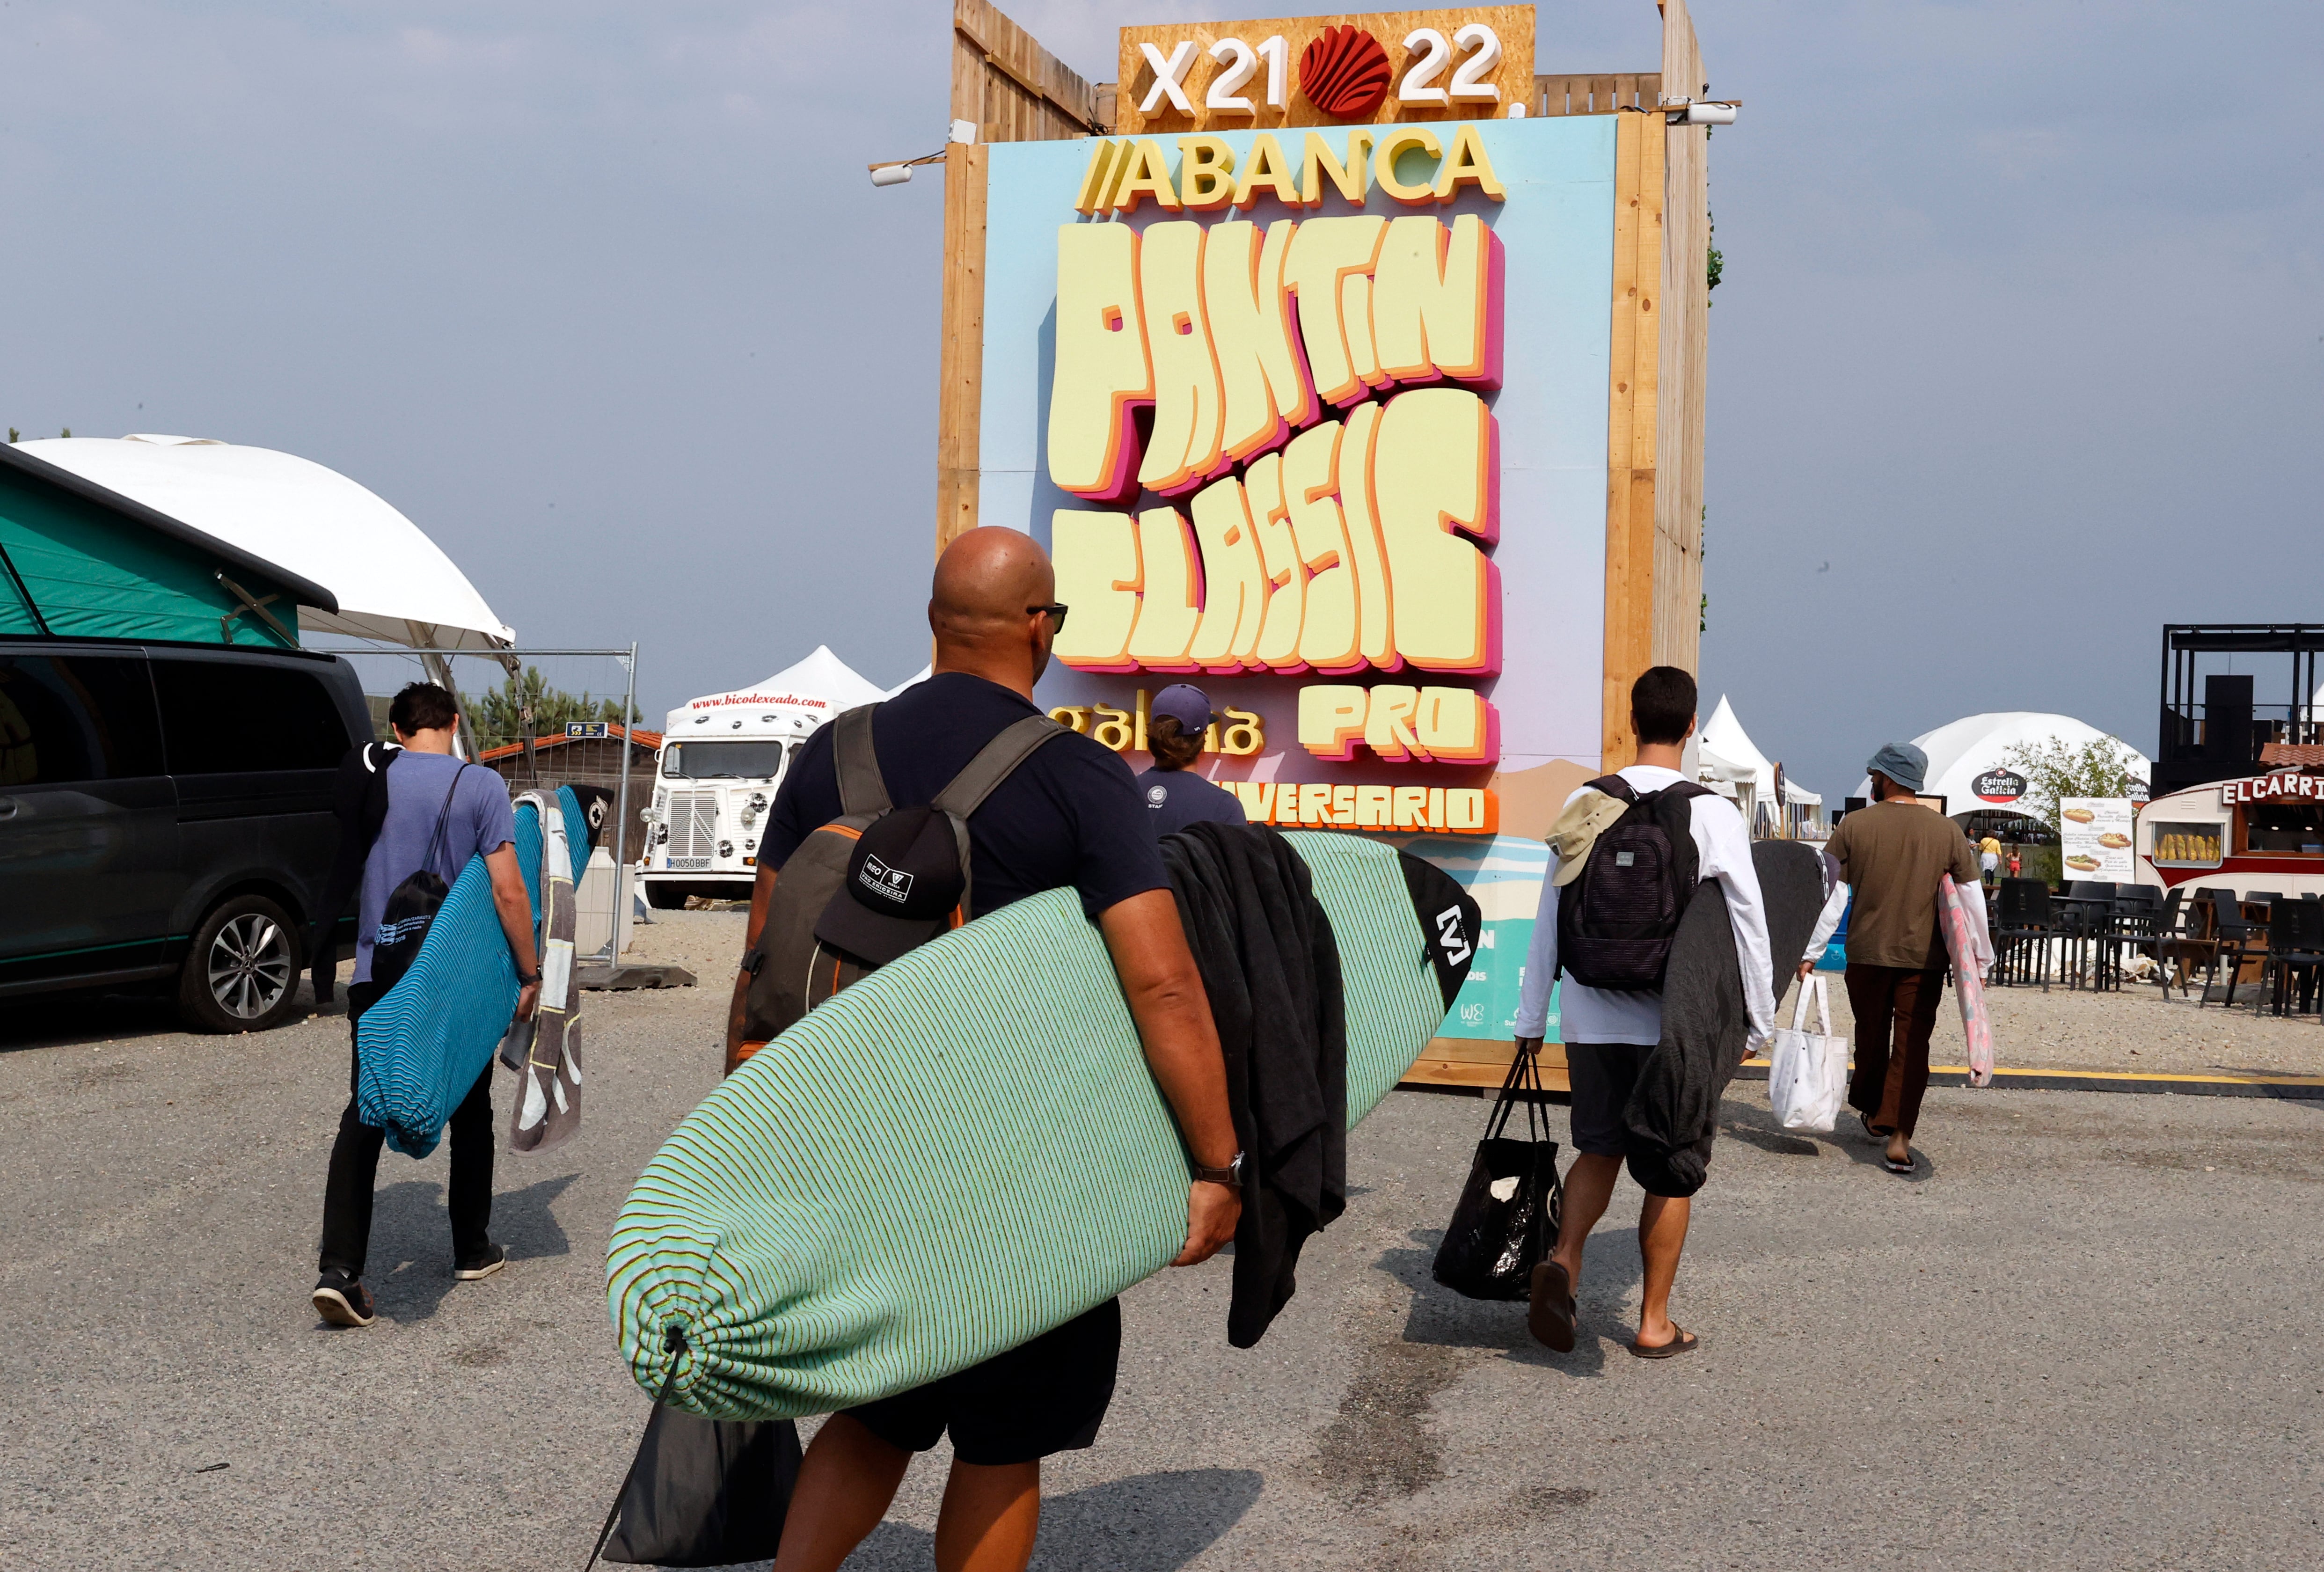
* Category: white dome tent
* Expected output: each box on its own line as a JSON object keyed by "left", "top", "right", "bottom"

{"left": 1854, "top": 712, "right": 2151, "bottom": 826}
{"left": 19, "top": 435, "right": 514, "bottom": 651}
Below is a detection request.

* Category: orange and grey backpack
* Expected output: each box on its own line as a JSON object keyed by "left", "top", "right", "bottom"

{"left": 731, "top": 702, "right": 1063, "bottom": 1066}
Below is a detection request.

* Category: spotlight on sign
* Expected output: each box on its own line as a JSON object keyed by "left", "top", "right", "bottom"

{"left": 870, "top": 164, "right": 914, "bottom": 187}
{"left": 1669, "top": 99, "right": 1739, "bottom": 125}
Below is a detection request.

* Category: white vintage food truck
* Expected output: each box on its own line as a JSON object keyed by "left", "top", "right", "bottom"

{"left": 637, "top": 647, "right": 889, "bottom": 908}
{"left": 2134, "top": 766, "right": 2324, "bottom": 902}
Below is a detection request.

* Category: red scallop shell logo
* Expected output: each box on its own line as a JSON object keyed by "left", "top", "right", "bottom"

{"left": 1299, "top": 25, "right": 1392, "bottom": 120}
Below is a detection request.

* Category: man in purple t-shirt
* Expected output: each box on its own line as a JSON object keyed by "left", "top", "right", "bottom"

{"left": 311, "top": 683, "right": 541, "bottom": 1329}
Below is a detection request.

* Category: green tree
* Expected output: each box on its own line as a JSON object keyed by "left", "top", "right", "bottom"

{"left": 1999, "top": 733, "right": 2144, "bottom": 831}
{"left": 468, "top": 665, "right": 638, "bottom": 750}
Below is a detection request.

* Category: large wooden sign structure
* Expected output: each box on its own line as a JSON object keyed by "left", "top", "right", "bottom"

{"left": 932, "top": 0, "right": 1716, "bottom": 1084}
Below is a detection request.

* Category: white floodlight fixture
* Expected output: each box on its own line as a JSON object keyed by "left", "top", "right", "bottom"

{"left": 869, "top": 120, "right": 979, "bottom": 190}
{"left": 1667, "top": 99, "right": 1739, "bottom": 125}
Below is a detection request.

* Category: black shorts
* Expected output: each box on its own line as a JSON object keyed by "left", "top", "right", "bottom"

{"left": 1565, "top": 1041, "right": 1713, "bottom": 1194}
{"left": 843, "top": 1298, "right": 1120, "bottom": 1467}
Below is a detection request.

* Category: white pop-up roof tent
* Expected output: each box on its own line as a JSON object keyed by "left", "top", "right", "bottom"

{"left": 1697, "top": 695, "right": 1775, "bottom": 797}
{"left": 18, "top": 435, "right": 514, "bottom": 651}
{"left": 663, "top": 646, "right": 889, "bottom": 736}
{"left": 1854, "top": 712, "right": 2151, "bottom": 824}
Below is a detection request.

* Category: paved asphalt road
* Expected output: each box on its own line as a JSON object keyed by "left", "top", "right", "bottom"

{"left": 3, "top": 936, "right": 2318, "bottom": 1570}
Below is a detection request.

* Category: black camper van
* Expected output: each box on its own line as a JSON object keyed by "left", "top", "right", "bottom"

{"left": 0, "top": 640, "right": 370, "bottom": 1031}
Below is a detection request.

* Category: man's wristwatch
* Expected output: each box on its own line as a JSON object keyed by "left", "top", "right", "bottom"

{"left": 516, "top": 969, "right": 542, "bottom": 987}
{"left": 1190, "top": 1151, "right": 1245, "bottom": 1188}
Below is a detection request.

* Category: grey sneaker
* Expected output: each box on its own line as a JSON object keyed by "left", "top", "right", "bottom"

{"left": 453, "top": 1243, "right": 508, "bottom": 1281}
{"left": 313, "top": 1270, "right": 376, "bottom": 1328}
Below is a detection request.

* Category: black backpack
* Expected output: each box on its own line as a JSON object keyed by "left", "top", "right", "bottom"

{"left": 368, "top": 762, "right": 475, "bottom": 996}
{"left": 1556, "top": 774, "right": 1710, "bottom": 992}
{"left": 731, "top": 703, "right": 1062, "bottom": 1065}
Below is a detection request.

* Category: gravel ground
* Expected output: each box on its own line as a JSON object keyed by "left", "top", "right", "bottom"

{"left": 4, "top": 909, "right": 2320, "bottom": 1570}
{"left": 1801, "top": 960, "right": 2324, "bottom": 1079}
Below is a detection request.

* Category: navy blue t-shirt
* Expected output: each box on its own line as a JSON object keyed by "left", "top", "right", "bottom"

{"left": 1134, "top": 766, "right": 1248, "bottom": 837}
{"left": 761, "top": 673, "right": 1167, "bottom": 920}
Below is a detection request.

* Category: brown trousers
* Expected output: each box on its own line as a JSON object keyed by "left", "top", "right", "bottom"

{"left": 1844, "top": 964, "right": 1946, "bottom": 1138}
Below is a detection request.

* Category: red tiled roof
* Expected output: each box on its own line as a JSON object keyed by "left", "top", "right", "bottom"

{"left": 478, "top": 723, "right": 661, "bottom": 764}
{"left": 2258, "top": 743, "right": 2324, "bottom": 770}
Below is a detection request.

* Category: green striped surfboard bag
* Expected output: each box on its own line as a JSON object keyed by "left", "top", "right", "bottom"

{"left": 607, "top": 830, "right": 1465, "bottom": 1420}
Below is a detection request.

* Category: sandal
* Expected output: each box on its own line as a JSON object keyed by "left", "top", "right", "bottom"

{"left": 1883, "top": 1151, "right": 1915, "bottom": 1175}
{"left": 1527, "top": 1261, "right": 1577, "bottom": 1353}
{"left": 1627, "top": 1326, "right": 1698, "bottom": 1360}
{"left": 1860, "top": 1111, "right": 1893, "bottom": 1142}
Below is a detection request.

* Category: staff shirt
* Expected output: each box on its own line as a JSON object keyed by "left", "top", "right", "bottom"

{"left": 1513, "top": 766, "right": 1776, "bottom": 1047}
{"left": 1134, "top": 766, "right": 1248, "bottom": 838}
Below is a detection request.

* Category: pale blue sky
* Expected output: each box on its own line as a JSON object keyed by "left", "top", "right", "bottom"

{"left": 5, "top": 1, "right": 2319, "bottom": 795}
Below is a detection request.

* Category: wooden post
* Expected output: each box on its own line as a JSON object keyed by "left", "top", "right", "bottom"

{"left": 1600, "top": 108, "right": 1666, "bottom": 770}
{"left": 936, "top": 0, "right": 1099, "bottom": 557}
{"left": 1654, "top": 0, "right": 1710, "bottom": 673}
{"left": 936, "top": 142, "right": 988, "bottom": 552}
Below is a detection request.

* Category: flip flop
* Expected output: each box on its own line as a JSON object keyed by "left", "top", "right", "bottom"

{"left": 1527, "top": 1261, "right": 1577, "bottom": 1353}
{"left": 1860, "top": 1111, "right": 1893, "bottom": 1141}
{"left": 1628, "top": 1326, "right": 1698, "bottom": 1360}
{"left": 1883, "top": 1152, "right": 1915, "bottom": 1175}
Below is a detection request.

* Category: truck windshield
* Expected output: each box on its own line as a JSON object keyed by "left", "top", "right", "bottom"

{"left": 664, "top": 740, "right": 789, "bottom": 780}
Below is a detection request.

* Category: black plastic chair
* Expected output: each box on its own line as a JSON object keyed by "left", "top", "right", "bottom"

{"left": 1994, "top": 877, "right": 2054, "bottom": 991}
{"left": 2155, "top": 888, "right": 2214, "bottom": 1001}
{"left": 2106, "top": 891, "right": 2164, "bottom": 991}
{"left": 2061, "top": 880, "right": 2118, "bottom": 938}
{"left": 2202, "top": 895, "right": 2266, "bottom": 1009}
{"left": 2266, "top": 900, "right": 2324, "bottom": 1018}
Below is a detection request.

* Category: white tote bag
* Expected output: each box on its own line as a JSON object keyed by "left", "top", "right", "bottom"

{"left": 1769, "top": 975, "right": 1849, "bottom": 1133}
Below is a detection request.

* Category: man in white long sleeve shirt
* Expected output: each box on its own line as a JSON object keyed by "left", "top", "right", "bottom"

{"left": 1513, "top": 667, "right": 1772, "bottom": 1360}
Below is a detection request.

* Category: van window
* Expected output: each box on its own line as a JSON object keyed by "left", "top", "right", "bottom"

{"left": 0, "top": 654, "right": 166, "bottom": 786}
{"left": 151, "top": 658, "right": 350, "bottom": 775}
{"left": 664, "top": 739, "right": 789, "bottom": 779}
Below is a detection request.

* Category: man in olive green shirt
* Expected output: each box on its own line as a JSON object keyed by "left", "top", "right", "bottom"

{"left": 1811, "top": 742, "right": 1982, "bottom": 1173}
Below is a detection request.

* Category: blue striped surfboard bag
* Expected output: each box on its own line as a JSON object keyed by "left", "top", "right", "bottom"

{"left": 356, "top": 786, "right": 593, "bottom": 1158}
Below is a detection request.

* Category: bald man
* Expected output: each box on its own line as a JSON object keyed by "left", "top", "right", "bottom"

{"left": 735, "top": 528, "right": 1242, "bottom": 1572}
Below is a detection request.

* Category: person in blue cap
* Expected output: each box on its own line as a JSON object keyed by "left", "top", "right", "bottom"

{"left": 1137, "top": 685, "right": 1248, "bottom": 836}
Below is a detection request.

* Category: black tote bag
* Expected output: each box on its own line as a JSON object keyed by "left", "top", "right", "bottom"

{"left": 588, "top": 1331, "right": 802, "bottom": 1569}
{"left": 1430, "top": 1044, "right": 1563, "bottom": 1301}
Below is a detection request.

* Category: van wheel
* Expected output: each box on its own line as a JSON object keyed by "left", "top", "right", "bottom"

{"left": 645, "top": 882, "right": 689, "bottom": 910}
{"left": 179, "top": 894, "right": 304, "bottom": 1033}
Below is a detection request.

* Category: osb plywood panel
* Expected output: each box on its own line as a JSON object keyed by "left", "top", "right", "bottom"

{"left": 1115, "top": 8, "right": 1536, "bottom": 134}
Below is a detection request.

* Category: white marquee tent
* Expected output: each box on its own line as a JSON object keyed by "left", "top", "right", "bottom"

{"left": 662, "top": 646, "right": 889, "bottom": 736}
{"left": 19, "top": 434, "right": 514, "bottom": 651}
{"left": 1698, "top": 695, "right": 1774, "bottom": 797}
{"left": 1854, "top": 712, "right": 2151, "bottom": 823}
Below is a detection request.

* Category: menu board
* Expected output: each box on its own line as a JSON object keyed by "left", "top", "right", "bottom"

{"left": 2059, "top": 797, "right": 2135, "bottom": 881}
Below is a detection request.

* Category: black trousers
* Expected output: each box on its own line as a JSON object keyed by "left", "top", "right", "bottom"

{"left": 318, "top": 980, "right": 495, "bottom": 1277}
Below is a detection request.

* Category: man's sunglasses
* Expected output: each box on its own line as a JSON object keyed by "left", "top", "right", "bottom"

{"left": 1027, "top": 603, "right": 1070, "bottom": 629}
